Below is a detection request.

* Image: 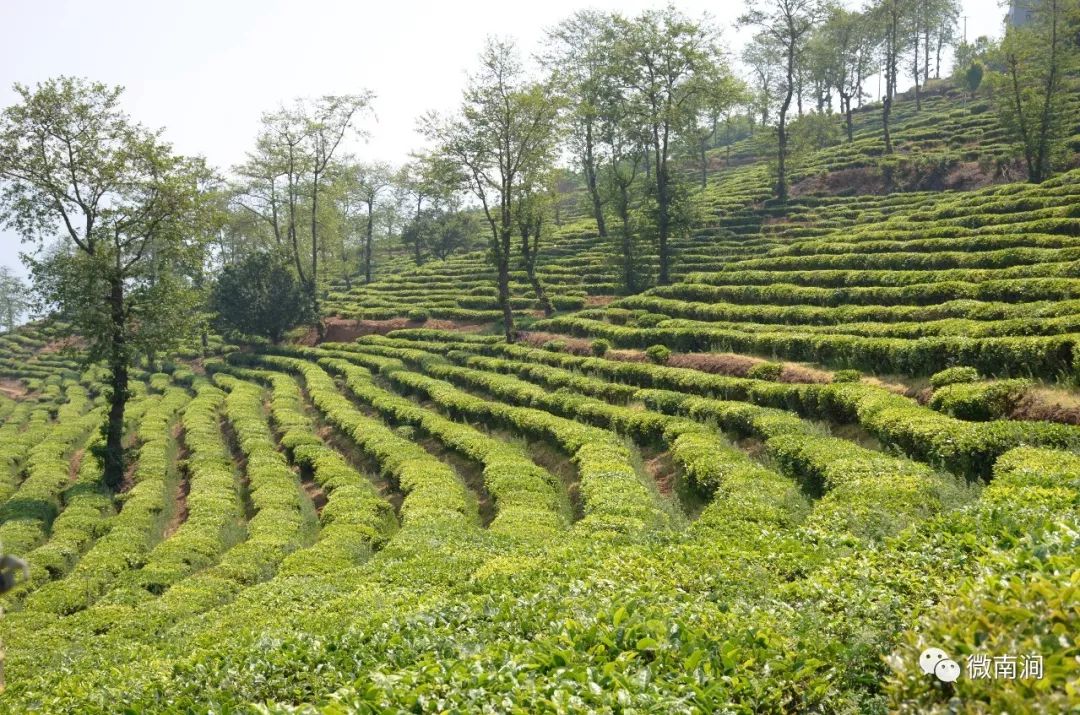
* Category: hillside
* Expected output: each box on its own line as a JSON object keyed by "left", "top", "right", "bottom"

{"left": 0, "top": 80, "right": 1078, "bottom": 713}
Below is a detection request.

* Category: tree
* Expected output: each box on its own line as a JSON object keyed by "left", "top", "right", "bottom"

{"left": 923, "top": 0, "right": 961, "bottom": 81}
{"left": 209, "top": 252, "right": 311, "bottom": 343}
{"left": 686, "top": 74, "right": 746, "bottom": 188}
{"left": 742, "top": 33, "right": 784, "bottom": 131}
{"left": 992, "top": 0, "right": 1078, "bottom": 183}
{"left": 740, "top": 0, "right": 827, "bottom": 203}
{"left": 0, "top": 77, "right": 213, "bottom": 489}
{"left": 430, "top": 210, "right": 474, "bottom": 261}
{"left": 0, "top": 268, "right": 29, "bottom": 332}
{"left": 397, "top": 153, "right": 460, "bottom": 266}
{"left": 964, "top": 62, "right": 984, "bottom": 99}
{"left": 952, "top": 35, "right": 994, "bottom": 78}
{"left": 544, "top": 10, "right": 618, "bottom": 243}
{"left": 353, "top": 160, "right": 393, "bottom": 283}
{"left": 873, "top": 0, "right": 915, "bottom": 154}
{"left": 599, "top": 103, "right": 648, "bottom": 294}
{"left": 514, "top": 171, "right": 557, "bottom": 317}
{"left": 251, "top": 94, "right": 372, "bottom": 331}
{"left": 422, "top": 38, "right": 560, "bottom": 341}
{"left": 230, "top": 131, "right": 290, "bottom": 250}
{"left": 614, "top": 7, "right": 729, "bottom": 283}
{"left": 814, "top": 7, "right": 876, "bottom": 141}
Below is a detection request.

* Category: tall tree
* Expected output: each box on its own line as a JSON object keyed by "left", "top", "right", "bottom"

{"left": 614, "top": 7, "right": 729, "bottom": 284}
{"left": 0, "top": 77, "right": 213, "bottom": 488}
{"left": 544, "top": 10, "right": 618, "bottom": 243}
{"left": 932, "top": 0, "right": 961, "bottom": 79}
{"left": 874, "top": 0, "right": 914, "bottom": 154}
{"left": 422, "top": 38, "right": 560, "bottom": 341}
{"left": 993, "top": 0, "right": 1078, "bottom": 183}
{"left": 815, "top": 7, "right": 875, "bottom": 141}
{"left": 686, "top": 74, "right": 746, "bottom": 188}
{"left": 601, "top": 108, "right": 647, "bottom": 294}
{"left": 398, "top": 153, "right": 468, "bottom": 266}
{"left": 740, "top": 0, "right": 827, "bottom": 203}
{"left": 0, "top": 267, "right": 29, "bottom": 332}
{"left": 299, "top": 95, "right": 372, "bottom": 324}
{"left": 353, "top": 160, "right": 393, "bottom": 283}
{"left": 742, "top": 32, "right": 784, "bottom": 132}
{"left": 231, "top": 132, "right": 289, "bottom": 249}
{"left": 253, "top": 94, "right": 372, "bottom": 329}
{"left": 514, "top": 172, "right": 557, "bottom": 316}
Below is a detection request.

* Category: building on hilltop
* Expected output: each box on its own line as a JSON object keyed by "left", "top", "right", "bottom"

{"left": 1007, "top": 0, "right": 1035, "bottom": 27}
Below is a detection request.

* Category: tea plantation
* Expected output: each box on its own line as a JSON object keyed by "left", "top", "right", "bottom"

{"left": 0, "top": 83, "right": 1078, "bottom": 714}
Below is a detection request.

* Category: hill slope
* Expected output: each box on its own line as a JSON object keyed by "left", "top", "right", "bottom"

{"left": 0, "top": 84, "right": 1077, "bottom": 712}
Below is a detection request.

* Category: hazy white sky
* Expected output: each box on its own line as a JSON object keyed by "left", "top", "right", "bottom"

{"left": 0, "top": 0, "right": 1005, "bottom": 277}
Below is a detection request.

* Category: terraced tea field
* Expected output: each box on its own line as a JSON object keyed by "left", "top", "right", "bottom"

{"left": 1, "top": 81, "right": 1079, "bottom": 714}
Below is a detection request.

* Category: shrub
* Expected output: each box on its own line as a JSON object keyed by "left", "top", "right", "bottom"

{"left": 407, "top": 308, "right": 429, "bottom": 323}
{"left": 542, "top": 339, "right": 568, "bottom": 353}
{"left": 590, "top": 339, "right": 611, "bottom": 357}
{"left": 747, "top": 362, "right": 783, "bottom": 381}
{"left": 930, "top": 366, "right": 980, "bottom": 388}
{"left": 928, "top": 379, "right": 1031, "bottom": 420}
{"left": 551, "top": 295, "right": 586, "bottom": 311}
{"left": 645, "top": 344, "right": 672, "bottom": 365}
{"left": 635, "top": 313, "right": 670, "bottom": 328}
{"left": 832, "top": 369, "right": 861, "bottom": 383}
{"left": 210, "top": 252, "right": 312, "bottom": 344}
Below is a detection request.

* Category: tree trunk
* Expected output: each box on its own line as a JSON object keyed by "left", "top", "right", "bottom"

{"left": 699, "top": 140, "right": 708, "bottom": 188}
{"left": 1033, "top": 0, "right": 1061, "bottom": 183}
{"left": 310, "top": 179, "right": 323, "bottom": 340}
{"left": 935, "top": 22, "right": 944, "bottom": 79}
{"left": 522, "top": 230, "right": 553, "bottom": 317}
{"left": 1008, "top": 54, "right": 1037, "bottom": 182}
{"left": 620, "top": 216, "right": 635, "bottom": 295}
{"left": 497, "top": 231, "right": 514, "bottom": 342}
{"left": 844, "top": 95, "right": 854, "bottom": 142}
{"left": 883, "top": 20, "right": 896, "bottom": 155}
{"left": 924, "top": 24, "right": 931, "bottom": 84}
{"left": 615, "top": 177, "right": 636, "bottom": 295}
{"left": 583, "top": 123, "right": 607, "bottom": 239}
{"left": 913, "top": 26, "right": 922, "bottom": 112}
{"left": 104, "top": 276, "right": 129, "bottom": 491}
{"left": 653, "top": 134, "right": 671, "bottom": 286}
{"left": 364, "top": 200, "right": 375, "bottom": 283}
{"left": 883, "top": 92, "right": 893, "bottom": 154}
{"left": 776, "top": 43, "right": 796, "bottom": 204}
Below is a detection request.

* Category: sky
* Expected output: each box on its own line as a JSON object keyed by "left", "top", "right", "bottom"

{"left": 0, "top": 0, "right": 1006, "bottom": 278}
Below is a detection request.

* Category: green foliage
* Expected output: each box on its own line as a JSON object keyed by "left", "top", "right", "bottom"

{"left": 645, "top": 344, "right": 671, "bottom": 364}
{"left": 210, "top": 253, "right": 311, "bottom": 344}
{"left": 634, "top": 312, "right": 669, "bottom": 328}
{"left": 6, "top": 13, "right": 1080, "bottom": 712}
{"left": 928, "top": 378, "right": 1031, "bottom": 420}
{"left": 930, "top": 365, "right": 981, "bottom": 388}
{"left": 0, "top": 77, "right": 215, "bottom": 367}
{"left": 964, "top": 62, "right": 984, "bottom": 96}
{"left": 406, "top": 308, "right": 429, "bottom": 323}
{"left": 989, "top": 0, "right": 1079, "bottom": 182}
{"left": 746, "top": 361, "right": 783, "bottom": 381}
